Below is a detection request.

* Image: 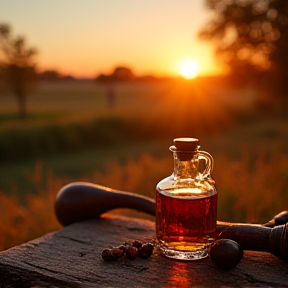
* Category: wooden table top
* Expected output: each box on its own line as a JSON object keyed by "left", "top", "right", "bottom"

{"left": 0, "top": 214, "right": 287, "bottom": 288}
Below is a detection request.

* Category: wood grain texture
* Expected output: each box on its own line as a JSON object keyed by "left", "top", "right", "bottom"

{"left": 0, "top": 214, "right": 288, "bottom": 288}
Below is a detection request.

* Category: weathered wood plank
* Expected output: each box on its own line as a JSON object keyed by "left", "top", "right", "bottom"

{"left": 0, "top": 214, "right": 288, "bottom": 287}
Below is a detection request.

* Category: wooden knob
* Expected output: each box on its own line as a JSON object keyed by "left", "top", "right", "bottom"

{"left": 55, "top": 182, "right": 155, "bottom": 226}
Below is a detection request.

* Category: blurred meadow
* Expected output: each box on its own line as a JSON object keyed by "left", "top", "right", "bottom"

{"left": 1, "top": 78, "right": 288, "bottom": 251}
{"left": 1, "top": 0, "right": 288, "bottom": 252}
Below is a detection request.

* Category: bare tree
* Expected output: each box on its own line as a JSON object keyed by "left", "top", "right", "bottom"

{"left": 0, "top": 23, "right": 37, "bottom": 117}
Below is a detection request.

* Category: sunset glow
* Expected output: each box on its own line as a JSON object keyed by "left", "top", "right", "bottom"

{"left": 0, "top": 0, "right": 222, "bottom": 78}
{"left": 179, "top": 60, "right": 200, "bottom": 79}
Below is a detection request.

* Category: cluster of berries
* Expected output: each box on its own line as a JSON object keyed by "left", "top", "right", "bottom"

{"left": 101, "top": 240, "right": 154, "bottom": 261}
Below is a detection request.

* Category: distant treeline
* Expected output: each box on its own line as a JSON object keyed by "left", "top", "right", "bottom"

{"left": 37, "top": 70, "right": 76, "bottom": 81}
{"left": 36, "top": 66, "right": 171, "bottom": 82}
{"left": 96, "top": 66, "right": 170, "bottom": 83}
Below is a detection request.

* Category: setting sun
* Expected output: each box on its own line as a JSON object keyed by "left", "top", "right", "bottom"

{"left": 179, "top": 60, "right": 199, "bottom": 79}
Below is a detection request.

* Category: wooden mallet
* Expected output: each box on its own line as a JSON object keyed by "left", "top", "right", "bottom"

{"left": 55, "top": 182, "right": 288, "bottom": 262}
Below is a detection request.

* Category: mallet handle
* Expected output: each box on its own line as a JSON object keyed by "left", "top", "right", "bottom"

{"left": 216, "top": 222, "right": 271, "bottom": 253}
{"left": 55, "top": 182, "right": 155, "bottom": 226}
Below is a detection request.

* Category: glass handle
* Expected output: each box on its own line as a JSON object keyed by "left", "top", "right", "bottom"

{"left": 198, "top": 151, "right": 214, "bottom": 179}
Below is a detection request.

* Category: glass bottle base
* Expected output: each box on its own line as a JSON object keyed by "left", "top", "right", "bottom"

{"left": 159, "top": 246, "right": 209, "bottom": 260}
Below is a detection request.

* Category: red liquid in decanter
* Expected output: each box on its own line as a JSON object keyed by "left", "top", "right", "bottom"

{"left": 156, "top": 188, "right": 217, "bottom": 256}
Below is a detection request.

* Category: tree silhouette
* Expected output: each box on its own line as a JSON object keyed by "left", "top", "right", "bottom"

{"left": 97, "top": 66, "right": 135, "bottom": 82}
{"left": 0, "top": 23, "right": 37, "bottom": 117}
{"left": 96, "top": 67, "right": 135, "bottom": 109}
{"left": 199, "top": 0, "right": 288, "bottom": 94}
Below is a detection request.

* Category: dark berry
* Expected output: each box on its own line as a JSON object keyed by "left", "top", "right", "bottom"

{"left": 111, "top": 247, "right": 125, "bottom": 259}
{"left": 210, "top": 239, "right": 243, "bottom": 270}
{"left": 138, "top": 243, "right": 154, "bottom": 259}
{"left": 125, "top": 245, "right": 138, "bottom": 260}
{"left": 101, "top": 248, "right": 117, "bottom": 261}
{"left": 132, "top": 240, "right": 143, "bottom": 248}
{"left": 115, "top": 244, "right": 126, "bottom": 251}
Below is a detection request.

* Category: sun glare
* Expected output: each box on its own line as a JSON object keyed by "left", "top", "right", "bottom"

{"left": 179, "top": 60, "right": 199, "bottom": 79}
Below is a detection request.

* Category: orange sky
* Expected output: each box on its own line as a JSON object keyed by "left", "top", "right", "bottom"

{"left": 0, "top": 0, "right": 222, "bottom": 78}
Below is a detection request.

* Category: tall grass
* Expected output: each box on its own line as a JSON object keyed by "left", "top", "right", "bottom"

{"left": 215, "top": 150, "right": 288, "bottom": 223}
{"left": 0, "top": 161, "right": 62, "bottom": 250}
{"left": 1, "top": 150, "right": 288, "bottom": 251}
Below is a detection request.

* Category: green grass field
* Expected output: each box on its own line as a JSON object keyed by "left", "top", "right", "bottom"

{"left": 0, "top": 78, "right": 288, "bottom": 250}
{"left": 0, "top": 79, "right": 253, "bottom": 190}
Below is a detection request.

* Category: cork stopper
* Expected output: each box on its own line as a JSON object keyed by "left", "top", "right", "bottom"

{"left": 169, "top": 137, "right": 200, "bottom": 161}
{"left": 173, "top": 137, "right": 200, "bottom": 151}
